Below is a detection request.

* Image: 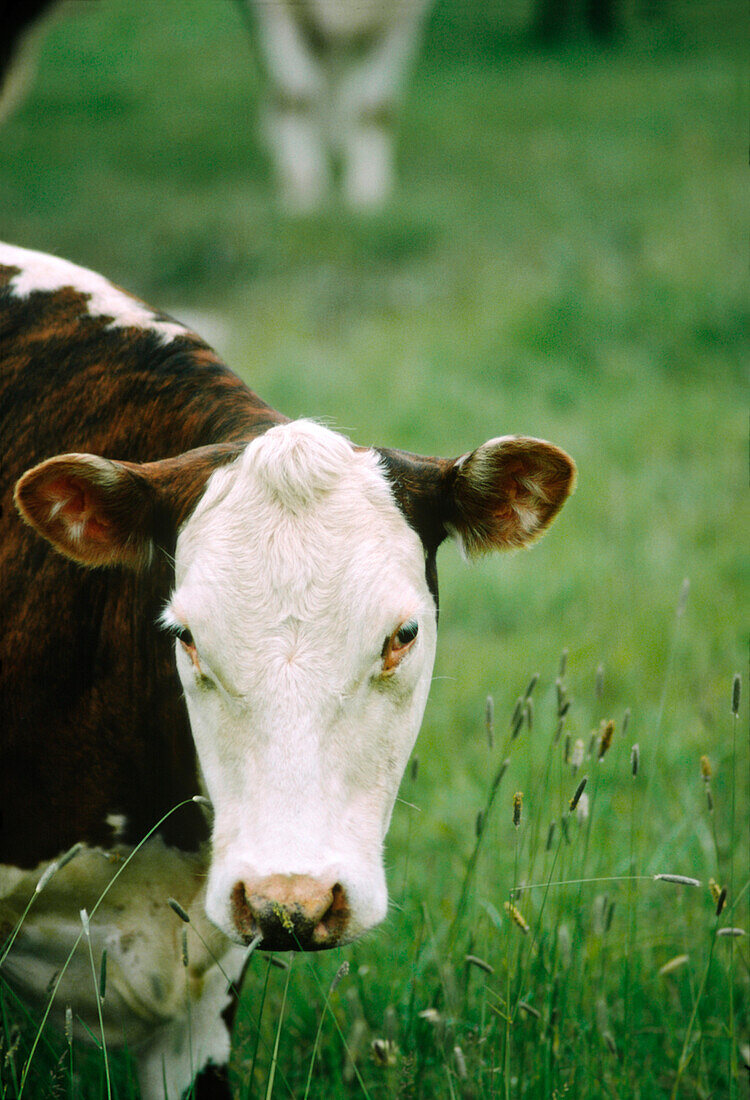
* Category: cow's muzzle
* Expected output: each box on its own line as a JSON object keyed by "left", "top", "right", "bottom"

{"left": 231, "top": 874, "right": 350, "bottom": 951}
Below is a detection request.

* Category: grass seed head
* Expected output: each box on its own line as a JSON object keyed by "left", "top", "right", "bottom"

{"left": 167, "top": 897, "right": 191, "bottom": 923}
{"left": 492, "top": 757, "right": 510, "bottom": 792}
{"left": 706, "top": 787, "right": 714, "bottom": 812}
{"left": 622, "top": 707, "right": 630, "bottom": 738}
{"left": 631, "top": 742, "right": 640, "bottom": 776}
{"left": 98, "top": 948, "right": 107, "bottom": 1002}
{"left": 575, "top": 791, "right": 590, "bottom": 824}
{"left": 732, "top": 673, "right": 741, "bottom": 715}
{"left": 716, "top": 886, "right": 727, "bottom": 916}
{"left": 513, "top": 791, "right": 523, "bottom": 828}
{"left": 524, "top": 697, "right": 534, "bottom": 731}
{"left": 596, "top": 664, "right": 604, "bottom": 699}
{"left": 597, "top": 719, "right": 615, "bottom": 760}
{"left": 700, "top": 755, "right": 712, "bottom": 781}
{"left": 371, "top": 1038, "right": 399, "bottom": 1067}
{"left": 64, "top": 1006, "right": 73, "bottom": 1046}
{"left": 181, "top": 929, "right": 189, "bottom": 968}
{"left": 465, "top": 953, "right": 494, "bottom": 975}
{"left": 554, "top": 717, "right": 565, "bottom": 744}
{"left": 571, "top": 738, "right": 585, "bottom": 772}
{"left": 654, "top": 873, "right": 701, "bottom": 887}
{"left": 569, "top": 776, "right": 588, "bottom": 812}
{"left": 546, "top": 820, "right": 556, "bottom": 850}
{"left": 410, "top": 756, "right": 419, "bottom": 782}
{"left": 563, "top": 731, "right": 571, "bottom": 764}
{"left": 418, "top": 1008, "right": 441, "bottom": 1024}
{"left": 525, "top": 672, "right": 540, "bottom": 699}
{"left": 504, "top": 900, "right": 529, "bottom": 934}
{"left": 475, "top": 809, "right": 484, "bottom": 837}
{"left": 658, "top": 954, "right": 689, "bottom": 976}
{"left": 519, "top": 1000, "right": 541, "bottom": 1019}
{"left": 510, "top": 696, "right": 523, "bottom": 730}
{"left": 79, "top": 908, "right": 90, "bottom": 937}
{"left": 559, "top": 648, "right": 568, "bottom": 678}
{"left": 708, "top": 878, "right": 721, "bottom": 905}
{"left": 330, "top": 961, "right": 350, "bottom": 993}
{"left": 453, "top": 1045, "right": 468, "bottom": 1080}
{"left": 717, "top": 927, "right": 746, "bottom": 938}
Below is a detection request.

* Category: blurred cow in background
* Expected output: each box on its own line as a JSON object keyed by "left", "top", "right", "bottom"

{"left": 244, "top": 0, "right": 431, "bottom": 211}
{"left": 0, "top": 0, "right": 432, "bottom": 212}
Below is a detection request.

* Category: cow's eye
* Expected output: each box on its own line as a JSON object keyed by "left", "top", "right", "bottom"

{"left": 396, "top": 621, "right": 419, "bottom": 646}
{"left": 382, "top": 619, "right": 419, "bottom": 672}
{"left": 175, "top": 625, "right": 195, "bottom": 649}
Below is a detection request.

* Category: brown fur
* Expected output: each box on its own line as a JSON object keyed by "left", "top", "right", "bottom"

{"left": 0, "top": 264, "right": 286, "bottom": 868}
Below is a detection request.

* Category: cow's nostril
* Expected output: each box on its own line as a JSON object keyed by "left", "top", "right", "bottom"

{"left": 230, "top": 875, "right": 349, "bottom": 951}
{"left": 311, "top": 881, "right": 349, "bottom": 946}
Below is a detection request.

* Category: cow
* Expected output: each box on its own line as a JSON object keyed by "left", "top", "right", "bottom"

{"left": 0, "top": 0, "right": 431, "bottom": 210}
{"left": 243, "top": 0, "right": 431, "bottom": 210}
{"left": 0, "top": 242, "right": 576, "bottom": 1098}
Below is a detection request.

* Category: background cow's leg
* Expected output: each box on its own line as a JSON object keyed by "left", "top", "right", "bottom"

{"left": 135, "top": 946, "right": 245, "bottom": 1100}
{"left": 334, "top": 11, "right": 427, "bottom": 210}
{"left": 249, "top": 1, "right": 330, "bottom": 212}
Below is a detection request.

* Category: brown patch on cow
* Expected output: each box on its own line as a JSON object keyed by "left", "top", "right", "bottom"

{"left": 445, "top": 437, "right": 577, "bottom": 556}
{"left": 0, "top": 276, "right": 287, "bottom": 868}
{"left": 378, "top": 437, "right": 575, "bottom": 559}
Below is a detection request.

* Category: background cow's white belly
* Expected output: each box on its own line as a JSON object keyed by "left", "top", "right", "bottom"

{"left": 1, "top": 841, "right": 245, "bottom": 1093}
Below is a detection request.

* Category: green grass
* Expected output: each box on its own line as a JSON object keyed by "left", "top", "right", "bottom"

{"left": 0, "top": 0, "right": 747, "bottom": 1096}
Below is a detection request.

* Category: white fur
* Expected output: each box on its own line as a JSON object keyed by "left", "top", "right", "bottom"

{"left": 167, "top": 420, "right": 438, "bottom": 943}
{"left": 0, "top": 244, "right": 186, "bottom": 345}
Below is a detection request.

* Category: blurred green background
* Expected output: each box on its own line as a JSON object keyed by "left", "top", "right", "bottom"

{"left": 0, "top": 1, "right": 747, "bottom": 1096}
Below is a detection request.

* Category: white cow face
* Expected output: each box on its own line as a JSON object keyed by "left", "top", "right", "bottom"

{"left": 161, "top": 422, "right": 438, "bottom": 946}
{"left": 15, "top": 419, "right": 575, "bottom": 951}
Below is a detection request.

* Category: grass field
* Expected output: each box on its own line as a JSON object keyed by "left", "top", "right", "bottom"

{"left": 0, "top": 1, "right": 747, "bottom": 1097}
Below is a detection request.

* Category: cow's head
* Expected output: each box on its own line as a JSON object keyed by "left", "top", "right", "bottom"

{"left": 15, "top": 421, "right": 575, "bottom": 950}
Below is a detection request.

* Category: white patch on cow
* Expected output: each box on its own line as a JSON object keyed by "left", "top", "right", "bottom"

{"left": 0, "top": 243, "right": 186, "bottom": 345}
{"left": 166, "top": 419, "right": 438, "bottom": 944}
{"left": 105, "top": 813, "right": 127, "bottom": 838}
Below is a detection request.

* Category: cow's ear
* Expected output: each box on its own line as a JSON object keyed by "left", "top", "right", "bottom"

{"left": 14, "top": 454, "right": 159, "bottom": 569}
{"left": 14, "top": 444, "right": 247, "bottom": 570}
{"left": 443, "top": 436, "right": 576, "bottom": 557}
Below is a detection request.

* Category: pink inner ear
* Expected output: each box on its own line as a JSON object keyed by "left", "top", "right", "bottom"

{"left": 45, "top": 478, "right": 113, "bottom": 543}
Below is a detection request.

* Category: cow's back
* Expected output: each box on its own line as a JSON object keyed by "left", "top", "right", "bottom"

{"left": 0, "top": 246, "right": 281, "bottom": 867}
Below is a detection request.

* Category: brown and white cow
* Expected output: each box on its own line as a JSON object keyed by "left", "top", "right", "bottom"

{"left": 0, "top": 242, "right": 575, "bottom": 1097}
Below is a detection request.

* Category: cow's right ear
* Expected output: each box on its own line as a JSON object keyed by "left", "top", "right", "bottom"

{"left": 14, "top": 443, "right": 245, "bottom": 570}
{"left": 14, "top": 454, "right": 160, "bottom": 569}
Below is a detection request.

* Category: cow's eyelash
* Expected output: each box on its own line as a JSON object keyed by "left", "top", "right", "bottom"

{"left": 174, "top": 625, "right": 194, "bottom": 648}
{"left": 162, "top": 616, "right": 194, "bottom": 648}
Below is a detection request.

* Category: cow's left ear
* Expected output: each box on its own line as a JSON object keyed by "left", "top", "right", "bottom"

{"left": 14, "top": 454, "right": 161, "bottom": 569}
{"left": 14, "top": 444, "right": 244, "bottom": 569}
{"left": 443, "top": 436, "right": 576, "bottom": 557}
